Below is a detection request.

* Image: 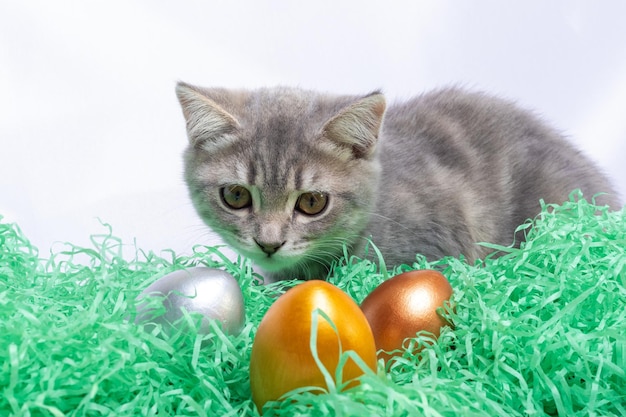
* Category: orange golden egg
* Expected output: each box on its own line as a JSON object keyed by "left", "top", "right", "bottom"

{"left": 249, "top": 280, "right": 377, "bottom": 413}
{"left": 360, "top": 269, "right": 453, "bottom": 360}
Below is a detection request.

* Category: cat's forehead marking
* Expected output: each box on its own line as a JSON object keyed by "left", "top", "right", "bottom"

{"left": 294, "top": 165, "right": 303, "bottom": 191}
{"left": 246, "top": 153, "right": 300, "bottom": 191}
{"left": 247, "top": 158, "right": 257, "bottom": 186}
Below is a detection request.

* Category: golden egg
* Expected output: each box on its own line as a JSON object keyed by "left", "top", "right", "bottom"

{"left": 249, "top": 280, "right": 377, "bottom": 413}
{"left": 360, "top": 269, "right": 453, "bottom": 360}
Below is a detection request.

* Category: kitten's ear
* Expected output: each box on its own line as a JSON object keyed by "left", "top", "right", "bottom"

{"left": 176, "top": 82, "right": 240, "bottom": 149}
{"left": 321, "top": 92, "right": 386, "bottom": 160}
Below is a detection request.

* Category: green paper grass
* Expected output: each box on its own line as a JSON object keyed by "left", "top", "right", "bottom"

{"left": 1, "top": 193, "right": 625, "bottom": 416}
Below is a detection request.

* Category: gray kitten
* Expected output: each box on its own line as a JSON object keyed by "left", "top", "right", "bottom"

{"left": 176, "top": 82, "right": 620, "bottom": 282}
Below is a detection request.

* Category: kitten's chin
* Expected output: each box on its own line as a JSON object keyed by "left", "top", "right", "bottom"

{"left": 244, "top": 251, "right": 324, "bottom": 282}
{"left": 255, "top": 257, "right": 329, "bottom": 283}
{"left": 248, "top": 254, "right": 299, "bottom": 273}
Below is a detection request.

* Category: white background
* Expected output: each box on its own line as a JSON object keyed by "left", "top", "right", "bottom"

{"left": 2, "top": 1, "right": 625, "bottom": 258}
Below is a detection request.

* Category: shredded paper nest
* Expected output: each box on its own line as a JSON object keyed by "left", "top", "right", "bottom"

{"left": 1, "top": 193, "right": 625, "bottom": 416}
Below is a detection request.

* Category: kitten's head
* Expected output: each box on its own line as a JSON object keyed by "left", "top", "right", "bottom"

{"left": 176, "top": 82, "right": 386, "bottom": 282}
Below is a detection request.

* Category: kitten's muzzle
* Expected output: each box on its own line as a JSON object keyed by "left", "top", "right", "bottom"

{"left": 254, "top": 239, "right": 286, "bottom": 256}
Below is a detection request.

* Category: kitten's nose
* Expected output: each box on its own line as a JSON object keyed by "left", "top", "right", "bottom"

{"left": 255, "top": 239, "right": 285, "bottom": 256}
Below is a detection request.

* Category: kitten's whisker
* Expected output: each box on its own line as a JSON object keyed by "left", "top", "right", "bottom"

{"left": 364, "top": 211, "right": 412, "bottom": 232}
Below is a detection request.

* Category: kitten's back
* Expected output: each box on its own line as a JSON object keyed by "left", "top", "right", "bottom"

{"left": 366, "top": 88, "right": 619, "bottom": 263}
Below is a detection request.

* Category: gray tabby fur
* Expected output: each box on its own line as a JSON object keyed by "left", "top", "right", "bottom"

{"left": 176, "top": 82, "right": 620, "bottom": 282}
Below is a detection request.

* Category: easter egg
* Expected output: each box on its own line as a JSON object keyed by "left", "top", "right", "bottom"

{"left": 135, "top": 267, "right": 245, "bottom": 335}
{"left": 360, "top": 269, "right": 453, "bottom": 360}
{"left": 249, "top": 280, "right": 377, "bottom": 413}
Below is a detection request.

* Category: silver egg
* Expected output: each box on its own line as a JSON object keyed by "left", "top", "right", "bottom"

{"left": 135, "top": 267, "right": 245, "bottom": 335}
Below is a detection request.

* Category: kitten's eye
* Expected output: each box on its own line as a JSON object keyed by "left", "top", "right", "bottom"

{"left": 221, "top": 185, "right": 252, "bottom": 210}
{"left": 296, "top": 192, "right": 328, "bottom": 216}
